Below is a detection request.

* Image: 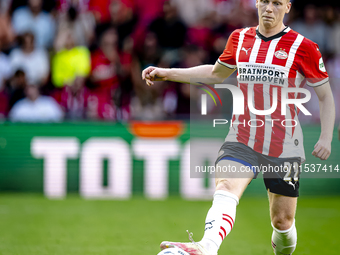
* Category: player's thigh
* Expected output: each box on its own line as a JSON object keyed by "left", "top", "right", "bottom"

{"left": 215, "top": 159, "right": 253, "bottom": 199}
{"left": 268, "top": 191, "right": 297, "bottom": 230}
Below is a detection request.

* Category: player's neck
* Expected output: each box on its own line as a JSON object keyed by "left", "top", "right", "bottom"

{"left": 258, "top": 23, "right": 286, "bottom": 38}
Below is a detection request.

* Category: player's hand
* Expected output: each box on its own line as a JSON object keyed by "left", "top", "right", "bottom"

{"left": 142, "top": 66, "right": 168, "bottom": 86}
{"left": 312, "top": 138, "right": 331, "bottom": 160}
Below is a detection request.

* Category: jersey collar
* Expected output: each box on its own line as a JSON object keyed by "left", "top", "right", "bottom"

{"left": 256, "top": 26, "right": 290, "bottom": 42}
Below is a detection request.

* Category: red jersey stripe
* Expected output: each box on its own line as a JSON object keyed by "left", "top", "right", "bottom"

{"left": 256, "top": 41, "right": 271, "bottom": 64}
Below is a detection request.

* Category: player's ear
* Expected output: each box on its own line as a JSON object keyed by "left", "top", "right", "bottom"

{"left": 255, "top": 0, "right": 259, "bottom": 9}
{"left": 285, "top": 1, "right": 292, "bottom": 14}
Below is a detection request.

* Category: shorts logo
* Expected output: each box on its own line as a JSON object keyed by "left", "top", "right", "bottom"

{"left": 294, "top": 139, "right": 299, "bottom": 146}
{"left": 275, "top": 49, "right": 288, "bottom": 59}
{"left": 288, "top": 181, "right": 296, "bottom": 190}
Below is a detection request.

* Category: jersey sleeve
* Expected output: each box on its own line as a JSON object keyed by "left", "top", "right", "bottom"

{"left": 299, "top": 40, "right": 329, "bottom": 87}
{"left": 217, "top": 30, "right": 238, "bottom": 69}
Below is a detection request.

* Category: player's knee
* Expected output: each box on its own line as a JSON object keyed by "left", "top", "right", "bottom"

{"left": 272, "top": 215, "right": 294, "bottom": 231}
{"left": 215, "top": 178, "right": 234, "bottom": 192}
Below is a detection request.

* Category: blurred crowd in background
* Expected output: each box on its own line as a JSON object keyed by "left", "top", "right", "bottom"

{"left": 0, "top": 0, "right": 339, "bottom": 123}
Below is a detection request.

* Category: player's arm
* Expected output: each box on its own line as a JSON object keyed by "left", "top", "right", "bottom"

{"left": 141, "top": 61, "right": 236, "bottom": 86}
{"left": 311, "top": 81, "right": 335, "bottom": 160}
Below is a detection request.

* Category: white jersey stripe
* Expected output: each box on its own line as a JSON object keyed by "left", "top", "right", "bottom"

{"left": 247, "top": 33, "right": 262, "bottom": 148}
{"left": 262, "top": 37, "right": 281, "bottom": 154}
{"left": 279, "top": 34, "right": 304, "bottom": 157}
{"left": 249, "top": 38, "right": 262, "bottom": 63}
{"left": 281, "top": 70, "right": 302, "bottom": 156}
{"left": 247, "top": 84, "right": 256, "bottom": 148}
{"left": 286, "top": 34, "right": 304, "bottom": 70}
{"left": 236, "top": 27, "right": 251, "bottom": 65}
{"left": 282, "top": 96, "right": 293, "bottom": 156}
{"left": 295, "top": 71, "right": 305, "bottom": 88}
{"left": 262, "top": 85, "right": 274, "bottom": 155}
{"left": 233, "top": 27, "right": 250, "bottom": 141}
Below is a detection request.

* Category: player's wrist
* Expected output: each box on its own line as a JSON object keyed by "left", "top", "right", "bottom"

{"left": 319, "top": 133, "right": 333, "bottom": 142}
{"left": 165, "top": 68, "right": 181, "bottom": 83}
{"left": 163, "top": 68, "right": 172, "bottom": 81}
{"left": 318, "top": 136, "right": 333, "bottom": 147}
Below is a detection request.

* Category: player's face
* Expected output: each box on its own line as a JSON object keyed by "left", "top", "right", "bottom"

{"left": 256, "top": 0, "right": 291, "bottom": 29}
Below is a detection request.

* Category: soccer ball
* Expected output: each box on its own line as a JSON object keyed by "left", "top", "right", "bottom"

{"left": 157, "top": 247, "right": 190, "bottom": 255}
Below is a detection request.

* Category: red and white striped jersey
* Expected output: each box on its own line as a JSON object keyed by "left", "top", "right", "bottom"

{"left": 218, "top": 26, "right": 329, "bottom": 161}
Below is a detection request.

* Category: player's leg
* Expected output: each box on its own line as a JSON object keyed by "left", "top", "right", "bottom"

{"left": 161, "top": 159, "right": 253, "bottom": 255}
{"left": 198, "top": 159, "right": 254, "bottom": 255}
{"left": 261, "top": 155, "right": 301, "bottom": 255}
{"left": 268, "top": 192, "right": 298, "bottom": 255}
{"left": 160, "top": 142, "right": 257, "bottom": 255}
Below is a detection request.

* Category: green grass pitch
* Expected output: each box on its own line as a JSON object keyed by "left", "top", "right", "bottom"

{"left": 0, "top": 194, "right": 339, "bottom": 255}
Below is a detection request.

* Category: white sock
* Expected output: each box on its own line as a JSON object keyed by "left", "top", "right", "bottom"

{"left": 271, "top": 220, "right": 297, "bottom": 255}
{"left": 199, "top": 190, "right": 239, "bottom": 255}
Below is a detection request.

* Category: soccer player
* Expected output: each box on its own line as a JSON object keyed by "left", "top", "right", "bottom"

{"left": 142, "top": 0, "right": 335, "bottom": 254}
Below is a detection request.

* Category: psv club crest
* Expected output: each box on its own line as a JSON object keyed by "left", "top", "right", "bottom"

{"left": 274, "top": 48, "right": 288, "bottom": 59}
